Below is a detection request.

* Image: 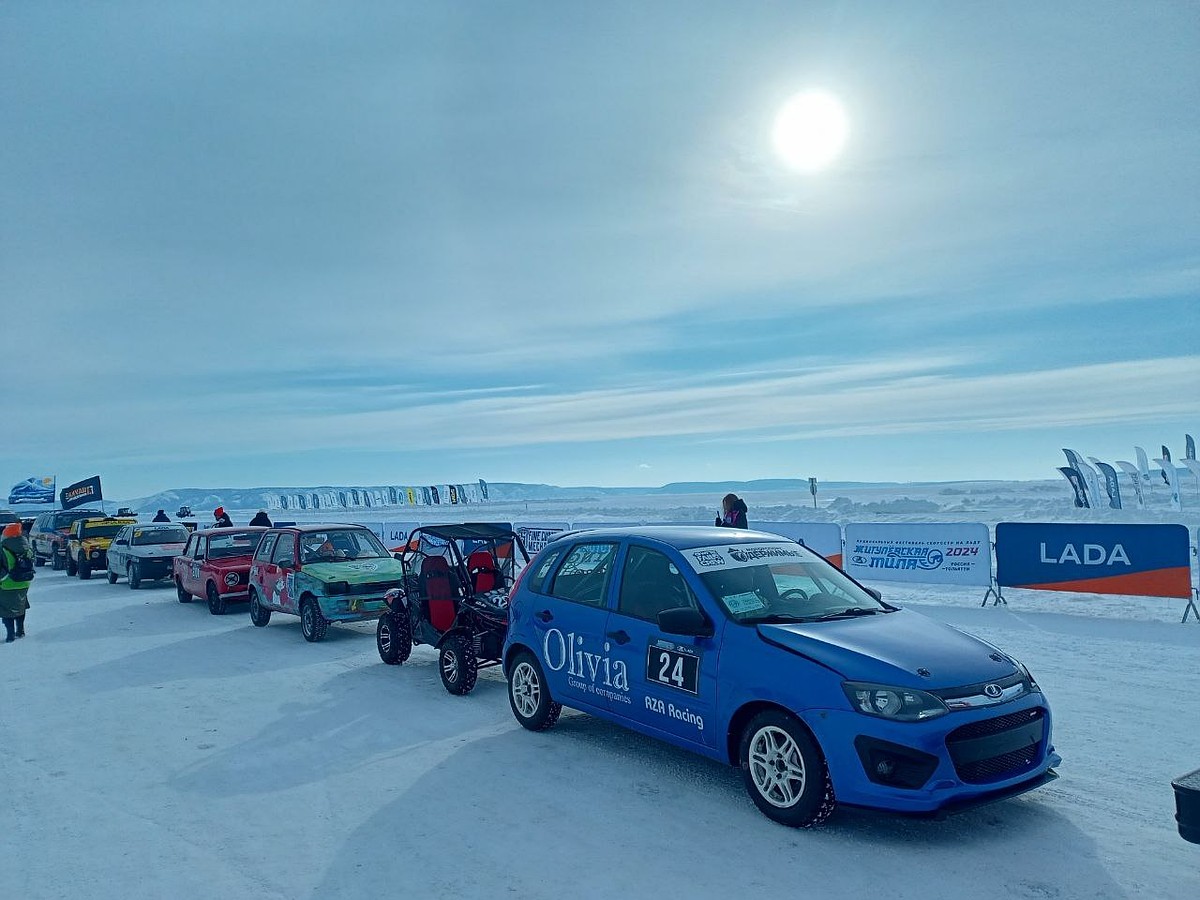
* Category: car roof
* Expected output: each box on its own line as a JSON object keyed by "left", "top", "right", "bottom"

{"left": 274, "top": 523, "right": 373, "bottom": 533}
{"left": 412, "top": 523, "right": 516, "bottom": 541}
{"left": 545, "top": 525, "right": 797, "bottom": 551}
{"left": 203, "top": 526, "right": 268, "bottom": 535}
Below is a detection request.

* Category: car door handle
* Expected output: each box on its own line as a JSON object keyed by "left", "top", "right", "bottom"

{"left": 606, "top": 629, "right": 631, "bottom": 645}
{"left": 536, "top": 609, "right": 554, "bottom": 623}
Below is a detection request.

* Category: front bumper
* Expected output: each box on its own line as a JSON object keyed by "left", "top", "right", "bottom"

{"left": 135, "top": 557, "right": 175, "bottom": 579}
{"left": 325, "top": 597, "right": 388, "bottom": 621}
{"left": 804, "top": 692, "right": 1060, "bottom": 815}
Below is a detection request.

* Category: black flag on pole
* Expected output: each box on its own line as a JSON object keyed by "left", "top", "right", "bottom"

{"left": 60, "top": 476, "right": 103, "bottom": 510}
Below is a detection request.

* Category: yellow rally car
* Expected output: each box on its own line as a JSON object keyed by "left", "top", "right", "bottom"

{"left": 67, "top": 516, "right": 137, "bottom": 580}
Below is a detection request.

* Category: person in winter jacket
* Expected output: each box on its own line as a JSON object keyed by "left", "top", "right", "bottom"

{"left": 213, "top": 507, "right": 233, "bottom": 528}
{"left": 248, "top": 510, "right": 272, "bottom": 527}
{"left": 1, "top": 521, "right": 34, "bottom": 642}
{"left": 152, "top": 510, "right": 170, "bottom": 522}
{"left": 715, "top": 493, "right": 748, "bottom": 529}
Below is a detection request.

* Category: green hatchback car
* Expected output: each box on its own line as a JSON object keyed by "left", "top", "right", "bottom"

{"left": 246, "top": 524, "right": 404, "bottom": 642}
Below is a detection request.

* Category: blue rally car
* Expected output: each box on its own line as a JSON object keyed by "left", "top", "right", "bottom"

{"left": 504, "top": 527, "right": 1060, "bottom": 827}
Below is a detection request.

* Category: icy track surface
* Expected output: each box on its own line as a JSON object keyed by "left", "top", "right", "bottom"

{"left": 3, "top": 570, "right": 1197, "bottom": 899}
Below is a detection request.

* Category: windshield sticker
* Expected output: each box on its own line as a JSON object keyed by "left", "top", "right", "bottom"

{"left": 724, "top": 591, "right": 766, "bottom": 614}
{"left": 684, "top": 543, "right": 810, "bottom": 571}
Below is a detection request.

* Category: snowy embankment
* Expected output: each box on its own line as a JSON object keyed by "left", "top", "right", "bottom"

{"left": 3, "top": 555, "right": 1197, "bottom": 899}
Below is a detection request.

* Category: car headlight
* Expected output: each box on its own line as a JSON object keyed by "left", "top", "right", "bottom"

{"left": 224, "top": 572, "right": 240, "bottom": 586}
{"left": 1015, "top": 661, "right": 1040, "bottom": 692}
{"left": 843, "top": 682, "right": 949, "bottom": 722}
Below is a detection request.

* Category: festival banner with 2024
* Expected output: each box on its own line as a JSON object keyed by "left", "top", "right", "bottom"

{"left": 842, "top": 523, "right": 993, "bottom": 586}
{"left": 995, "top": 522, "right": 1192, "bottom": 598}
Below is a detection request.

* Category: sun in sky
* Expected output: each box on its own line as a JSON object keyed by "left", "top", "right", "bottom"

{"left": 772, "top": 89, "right": 849, "bottom": 171}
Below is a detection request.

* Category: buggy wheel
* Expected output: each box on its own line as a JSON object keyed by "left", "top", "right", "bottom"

{"left": 65, "top": 554, "right": 77, "bottom": 576}
{"left": 248, "top": 588, "right": 270, "bottom": 626}
{"left": 739, "top": 710, "right": 835, "bottom": 828}
{"left": 107, "top": 569, "right": 118, "bottom": 584}
{"left": 51, "top": 551, "right": 64, "bottom": 571}
{"left": 128, "top": 561, "right": 141, "bottom": 590}
{"left": 78, "top": 556, "right": 92, "bottom": 580}
{"left": 508, "top": 651, "right": 561, "bottom": 731}
{"left": 34, "top": 554, "right": 45, "bottom": 568}
{"left": 176, "top": 578, "right": 193, "bottom": 603}
{"left": 439, "top": 634, "right": 478, "bottom": 695}
{"left": 376, "top": 612, "right": 411, "bottom": 665}
{"left": 300, "top": 596, "right": 327, "bottom": 642}
{"left": 207, "top": 582, "right": 226, "bottom": 616}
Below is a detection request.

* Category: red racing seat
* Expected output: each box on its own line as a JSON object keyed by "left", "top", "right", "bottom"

{"left": 467, "top": 549, "right": 502, "bottom": 594}
{"left": 421, "top": 556, "right": 458, "bottom": 632}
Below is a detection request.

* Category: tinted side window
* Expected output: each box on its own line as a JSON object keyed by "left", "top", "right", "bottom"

{"left": 549, "top": 542, "right": 618, "bottom": 607}
{"left": 255, "top": 533, "right": 278, "bottom": 562}
{"left": 271, "top": 534, "right": 296, "bottom": 566}
{"left": 617, "top": 546, "right": 696, "bottom": 623}
{"left": 526, "top": 547, "right": 565, "bottom": 595}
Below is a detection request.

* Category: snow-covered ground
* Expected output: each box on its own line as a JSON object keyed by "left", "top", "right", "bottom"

{"left": 3, "top": 483, "right": 1199, "bottom": 899}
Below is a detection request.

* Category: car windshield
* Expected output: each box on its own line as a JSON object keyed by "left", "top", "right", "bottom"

{"left": 299, "top": 529, "right": 389, "bottom": 564}
{"left": 132, "top": 526, "right": 189, "bottom": 546}
{"left": 683, "top": 542, "right": 889, "bottom": 623}
{"left": 208, "top": 531, "right": 263, "bottom": 559}
{"left": 81, "top": 522, "right": 124, "bottom": 539}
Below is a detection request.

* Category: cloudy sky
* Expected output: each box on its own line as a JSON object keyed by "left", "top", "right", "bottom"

{"left": 3, "top": 1, "right": 1197, "bottom": 497}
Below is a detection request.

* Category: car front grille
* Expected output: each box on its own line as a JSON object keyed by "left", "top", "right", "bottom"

{"left": 345, "top": 580, "right": 400, "bottom": 597}
{"left": 945, "top": 707, "right": 1046, "bottom": 785}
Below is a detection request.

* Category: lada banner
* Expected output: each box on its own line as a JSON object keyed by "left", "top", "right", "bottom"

{"left": 843, "top": 523, "right": 992, "bottom": 587}
{"left": 380, "top": 522, "right": 421, "bottom": 550}
{"left": 995, "top": 522, "right": 1192, "bottom": 598}
{"left": 756, "top": 522, "right": 843, "bottom": 567}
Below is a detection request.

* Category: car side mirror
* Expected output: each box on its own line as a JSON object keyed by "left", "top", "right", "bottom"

{"left": 657, "top": 606, "right": 713, "bottom": 638}
{"left": 393, "top": 552, "right": 403, "bottom": 561}
{"left": 864, "top": 587, "right": 882, "bottom": 601}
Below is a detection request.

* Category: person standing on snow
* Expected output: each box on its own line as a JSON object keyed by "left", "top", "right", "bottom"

{"left": 715, "top": 493, "right": 748, "bottom": 529}
{"left": 248, "top": 510, "right": 272, "bottom": 527}
{"left": 152, "top": 510, "right": 170, "bottom": 522}
{"left": 1, "top": 521, "right": 34, "bottom": 642}
{"left": 213, "top": 507, "right": 233, "bottom": 528}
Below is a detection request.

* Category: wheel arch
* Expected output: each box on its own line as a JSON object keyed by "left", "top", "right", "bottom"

{"left": 725, "top": 700, "right": 819, "bottom": 767}
{"left": 504, "top": 641, "right": 536, "bottom": 677}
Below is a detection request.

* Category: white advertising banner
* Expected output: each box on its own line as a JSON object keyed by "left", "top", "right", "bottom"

{"left": 843, "top": 523, "right": 992, "bottom": 587}
{"left": 380, "top": 521, "right": 422, "bottom": 549}
{"left": 515, "top": 523, "right": 571, "bottom": 555}
{"left": 755, "top": 522, "right": 844, "bottom": 567}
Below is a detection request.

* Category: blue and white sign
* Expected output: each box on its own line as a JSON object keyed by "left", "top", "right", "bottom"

{"left": 843, "top": 523, "right": 992, "bottom": 587}
{"left": 515, "top": 523, "right": 570, "bottom": 555}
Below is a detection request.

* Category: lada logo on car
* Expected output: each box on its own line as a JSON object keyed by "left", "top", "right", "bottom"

{"left": 984, "top": 683, "right": 1003, "bottom": 699}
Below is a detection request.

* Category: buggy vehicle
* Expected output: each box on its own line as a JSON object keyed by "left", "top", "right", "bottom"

{"left": 376, "top": 523, "right": 528, "bottom": 695}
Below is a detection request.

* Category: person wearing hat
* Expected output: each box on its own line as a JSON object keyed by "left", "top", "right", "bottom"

{"left": 248, "top": 510, "right": 272, "bottom": 527}
{"left": 152, "top": 509, "right": 170, "bottom": 522}
{"left": 213, "top": 507, "right": 233, "bottom": 528}
{"left": 1, "top": 521, "right": 34, "bottom": 642}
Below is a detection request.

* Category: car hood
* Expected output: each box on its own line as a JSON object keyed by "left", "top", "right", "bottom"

{"left": 130, "top": 543, "right": 186, "bottom": 558}
{"left": 301, "top": 558, "right": 404, "bottom": 583}
{"left": 757, "top": 609, "right": 1017, "bottom": 689}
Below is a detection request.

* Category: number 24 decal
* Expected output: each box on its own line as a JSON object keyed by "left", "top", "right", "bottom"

{"left": 646, "top": 641, "right": 700, "bottom": 695}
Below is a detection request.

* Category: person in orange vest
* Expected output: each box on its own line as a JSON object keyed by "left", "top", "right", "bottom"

{"left": 1, "top": 521, "right": 34, "bottom": 642}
